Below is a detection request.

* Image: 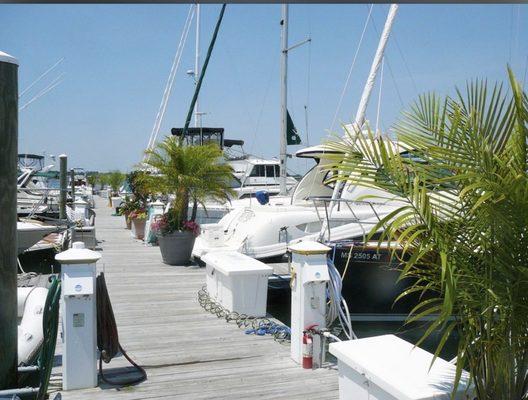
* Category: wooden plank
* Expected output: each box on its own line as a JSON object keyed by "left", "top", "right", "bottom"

{"left": 54, "top": 197, "right": 339, "bottom": 399}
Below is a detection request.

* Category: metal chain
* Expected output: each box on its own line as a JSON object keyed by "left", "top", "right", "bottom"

{"left": 197, "top": 285, "right": 291, "bottom": 344}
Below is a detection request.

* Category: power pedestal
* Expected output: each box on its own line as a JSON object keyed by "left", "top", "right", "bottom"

{"left": 289, "top": 241, "right": 330, "bottom": 369}
{"left": 56, "top": 242, "right": 101, "bottom": 390}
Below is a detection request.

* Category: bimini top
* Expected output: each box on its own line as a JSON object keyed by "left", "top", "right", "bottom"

{"left": 171, "top": 127, "right": 224, "bottom": 136}
{"left": 18, "top": 153, "right": 44, "bottom": 160}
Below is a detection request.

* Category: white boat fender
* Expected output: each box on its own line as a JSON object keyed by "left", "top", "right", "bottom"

{"left": 18, "top": 287, "right": 48, "bottom": 366}
{"left": 17, "top": 287, "right": 35, "bottom": 318}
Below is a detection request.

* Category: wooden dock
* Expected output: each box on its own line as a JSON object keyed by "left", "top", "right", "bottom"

{"left": 52, "top": 197, "right": 339, "bottom": 399}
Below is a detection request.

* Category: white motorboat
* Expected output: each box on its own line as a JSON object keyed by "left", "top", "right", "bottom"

{"left": 17, "top": 221, "right": 58, "bottom": 254}
{"left": 192, "top": 136, "right": 408, "bottom": 261}
{"left": 17, "top": 159, "right": 61, "bottom": 215}
{"left": 192, "top": 143, "right": 347, "bottom": 259}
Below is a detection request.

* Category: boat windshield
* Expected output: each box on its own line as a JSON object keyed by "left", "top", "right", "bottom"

{"left": 229, "top": 176, "right": 242, "bottom": 188}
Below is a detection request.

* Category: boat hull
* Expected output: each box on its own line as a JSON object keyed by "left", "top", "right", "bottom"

{"left": 17, "top": 222, "right": 57, "bottom": 254}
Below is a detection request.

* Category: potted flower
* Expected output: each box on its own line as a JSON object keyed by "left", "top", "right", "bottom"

{"left": 129, "top": 207, "right": 148, "bottom": 240}
{"left": 118, "top": 196, "right": 136, "bottom": 229}
{"left": 150, "top": 214, "right": 200, "bottom": 263}
{"left": 142, "top": 137, "right": 234, "bottom": 265}
{"left": 117, "top": 172, "right": 150, "bottom": 230}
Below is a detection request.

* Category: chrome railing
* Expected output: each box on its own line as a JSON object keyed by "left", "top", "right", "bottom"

{"left": 309, "top": 197, "right": 385, "bottom": 242}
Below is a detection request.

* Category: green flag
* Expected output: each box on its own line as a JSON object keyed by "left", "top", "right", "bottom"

{"left": 287, "top": 110, "right": 302, "bottom": 145}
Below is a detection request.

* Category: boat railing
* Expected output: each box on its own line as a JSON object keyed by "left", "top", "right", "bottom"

{"left": 309, "top": 197, "right": 385, "bottom": 242}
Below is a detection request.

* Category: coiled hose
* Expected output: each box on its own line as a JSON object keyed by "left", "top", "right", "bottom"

{"left": 197, "top": 285, "right": 291, "bottom": 344}
{"left": 37, "top": 275, "right": 61, "bottom": 400}
{"left": 326, "top": 258, "right": 357, "bottom": 340}
{"left": 96, "top": 273, "right": 147, "bottom": 386}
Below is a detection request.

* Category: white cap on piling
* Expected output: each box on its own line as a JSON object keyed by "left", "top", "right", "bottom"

{"left": 59, "top": 154, "right": 67, "bottom": 159}
{"left": 0, "top": 51, "right": 19, "bottom": 66}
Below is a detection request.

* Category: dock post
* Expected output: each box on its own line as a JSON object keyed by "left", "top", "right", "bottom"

{"left": 289, "top": 241, "right": 330, "bottom": 369}
{"left": 0, "top": 51, "right": 19, "bottom": 389}
{"left": 59, "top": 154, "right": 67, "bottom": 220}
{"left": 70, "top": 168, "right": 76, "bottom": 203}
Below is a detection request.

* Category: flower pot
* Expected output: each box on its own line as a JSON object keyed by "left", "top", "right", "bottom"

{"left": 157, "top": 231, "right": 196, "bottom": 265}
{"left": 124, "top": 213, "right": 132, "bottom": 230}
{"left": 131, "top": 218, "right": 146, "bottom": 240}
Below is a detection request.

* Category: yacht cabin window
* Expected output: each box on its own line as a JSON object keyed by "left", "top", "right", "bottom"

{"left": 249, "top": 165, "right": 265, "bottom": 177}
{"left": 249, "top": 164, "right": 280, "bottom": 178}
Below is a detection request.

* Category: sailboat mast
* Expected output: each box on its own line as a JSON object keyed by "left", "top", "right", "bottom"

{"left": 279, "top": 4, "right": 289, "bottom": 195}
{"left": 194, "top": 4, "right": 201, "bottom": 129}
{"left": 353, "top": 4, "right": 398, "bottom": 129}
{"left": 320, "top": 4, "right": 398, "bottom": 239}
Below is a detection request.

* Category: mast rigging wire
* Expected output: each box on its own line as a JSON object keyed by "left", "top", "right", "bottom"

{"left": 329, "top": 4, "right": 373, "bottom": 133}
{"left": 392, "top": 33, "right": 418, "bottom": 95}
{"left": 369, "top": 9, "right": 404, "bottom": 108}
{"left": 248, "top": 53, "right": 277, "bottom": 156}
{"left": 19, "top": 58, "right": 64, "bottom": 98}
{"left": 145, "top": 4, "right": 196, "bottom": 157}
{"left": 19, "top": 73, "right": 65, "bottom": 112}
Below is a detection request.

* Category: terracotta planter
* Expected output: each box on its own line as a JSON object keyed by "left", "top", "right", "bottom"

{"left": 157, "top": 231, "right": 196, "bottom": 265}
{"left": 131, "top": 218, "right": 146, "bottom": 240}
{"left": 124, "top": 213, "right": 132, "bottom": 230}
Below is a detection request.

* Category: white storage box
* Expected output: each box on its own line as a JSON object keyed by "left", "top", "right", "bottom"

{"left": 202, "top": 251, "right": 273, "bottom": 317}
{"left": 329, "top": 335, "right": 472, "bottom": 400}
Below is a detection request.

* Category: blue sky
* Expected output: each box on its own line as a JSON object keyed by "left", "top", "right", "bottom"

{"left": 2, "top": 4, "right": 527, "bottom": 173}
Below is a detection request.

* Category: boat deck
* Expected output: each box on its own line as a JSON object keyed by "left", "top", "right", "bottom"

{"left": 52, "top": 196, "right": 339, "bottom": 399}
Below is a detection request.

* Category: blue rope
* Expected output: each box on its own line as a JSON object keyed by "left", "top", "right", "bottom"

{"left": 245, "top": 321, "right": 291, "bottom": 337}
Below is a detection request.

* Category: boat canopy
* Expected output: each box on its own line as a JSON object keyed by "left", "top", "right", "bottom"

{"left": 18, "top": 154, "right": 45, "bottom": 171}
{"left": 295, "top": 144, "right": 344, "bottom": 160}
{"left": 171, "top": 127, "right": 225, "bottom": 147}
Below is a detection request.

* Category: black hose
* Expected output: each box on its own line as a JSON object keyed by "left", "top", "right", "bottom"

{"left": 96, "top": 273, "right": 147, "bottom": 386}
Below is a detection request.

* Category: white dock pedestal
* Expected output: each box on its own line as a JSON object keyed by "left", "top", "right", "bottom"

{"left": 202, "top": 251, "right": 273, "bottom": 317}
{"left": 56, "top": 242, "right": 101, "bottom": 390}
{"left": 289, "top": 241, "right": 330, "bottom": 369}
{"left": 329, "top": 334, "right": 472, "bottom": 400}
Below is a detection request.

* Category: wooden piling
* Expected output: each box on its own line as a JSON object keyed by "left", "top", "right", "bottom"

{"left": 0, "top": 51, "right": 19, "bottom": 389}
{"left": 59, "top": 154, "right": 67, "bottom": 220}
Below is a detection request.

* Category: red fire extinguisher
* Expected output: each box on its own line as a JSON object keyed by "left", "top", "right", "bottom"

{"left": 302, "top": 324, "right": 318, "bottom": 369}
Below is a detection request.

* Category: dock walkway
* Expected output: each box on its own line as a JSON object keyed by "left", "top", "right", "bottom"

{"left": 54, "top": 197, "right": 338, "bottom": 399}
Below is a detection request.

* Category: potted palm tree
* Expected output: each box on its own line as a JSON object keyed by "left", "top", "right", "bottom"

{"left": 142, "top": 137, "right": 234, "bottom": 265}
{"left": 108, "top": 170, "right": 125, "bottom": 209}
{"left": 325, "top": 69, "right": 528, "bottom": 399}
